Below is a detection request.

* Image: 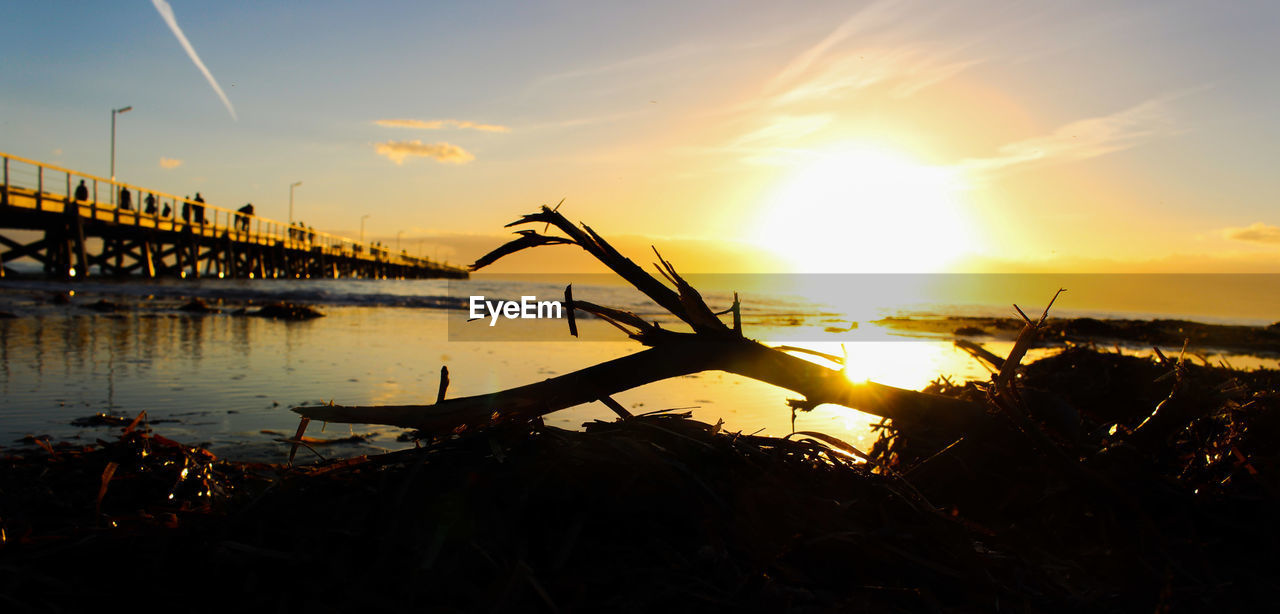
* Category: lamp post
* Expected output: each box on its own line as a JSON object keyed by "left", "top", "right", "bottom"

{"left": 360, "top": 214, "right": 371, "bottom": 244}
{"left": 289, "top": 181, "right": 302, "bottom": 225}
{"left": 110, "top": 105, "right": 132, "bottom": 203}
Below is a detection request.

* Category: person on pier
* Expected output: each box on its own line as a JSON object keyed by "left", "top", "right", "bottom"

{"left": 193, "top": 193, "right": 206, "bottom": 224}
{"left": 144, "top": 193, "right": 157, "bottom": 215}
{"left": 236, "top": 203, "right": 254, "bottom": 231}
{"left": 119, "top": 187, "right": 132, "bottom": 210}
{"left": 74, "top": 180, "right": 88, "bottom": 202}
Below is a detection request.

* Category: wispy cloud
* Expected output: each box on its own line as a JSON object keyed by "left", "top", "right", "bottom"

{"left": 1223, "top": 222, "right": 1280, "bottom": 245}
{"left": 766, "top": 0, "right": 908, "bottom": 91}
{"left": 150, "top": 0, "right": 237, "bottom": 121}
{"left": 159, "top": 157, "right": 183, "bottom": 169}
{"left": 375, "top": 118, "right": 510, "bottom": 133}
{"left": 375, "top": 140, "right": 474, "bottom": 165}
{"left": 765, "top": 0, "right": 983, "bottom": 104}
{"left": 773, "top": 47, "right": 983, "bottom": 105}
{"left": 962, "top": 98, "right": 1175, "bottom": 174}
{"left": 538, "top": 43, "right": 705, "bottom": 85}
{"left": 524, "top": 110, "right": 647, "bottom": 131}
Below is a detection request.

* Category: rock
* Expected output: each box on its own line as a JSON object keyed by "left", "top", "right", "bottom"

{"left": 87, "top": 299, "right": 122, "bottom": 312}
{"left": 245, "top": 302, "right": 324, "bottom": 320}
{"left": 179, "top": 298, "right": 216, "bottom": 313}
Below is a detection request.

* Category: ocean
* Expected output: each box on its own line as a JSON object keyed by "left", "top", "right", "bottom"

{"left": 2, "top": 275, "right": 1276, "bottom": 461}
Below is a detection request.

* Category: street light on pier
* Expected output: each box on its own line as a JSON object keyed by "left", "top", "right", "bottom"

{"left": 289, "top": 181, "right": 302, "bottom": 225}
{"left": 110, "top": 105, "right": 132, "bottom": 203}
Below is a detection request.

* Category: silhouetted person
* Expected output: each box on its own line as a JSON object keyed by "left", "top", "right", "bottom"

{"left": 181, "top": 200, "right": 191, "bottom": 223}
{"left": 307, "top": 226, "right": 315, "bottom": 243}
{"left": 144, "top": 193, "right": 157, "bottom": 215}
{"left": 119, "top": 187, "right": 132, "bottom": 210}
{"left": 74, "top": 180, "right": 88, "bottom": 202}
{"left": 162, "top": 203, "right": 171, "bottom": 218}
{"left": 193, "top": 192, "right": 206, "bottom": 224}
{"left": 236, "top": 203, "right": 254, "bottom": 231}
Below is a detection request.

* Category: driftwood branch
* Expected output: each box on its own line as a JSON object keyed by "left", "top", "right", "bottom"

{"left": 297, "top": 205, "right": 988, "bottom": 439}
{"left": 299, "top": 336, "right": 985, "bottom": 437}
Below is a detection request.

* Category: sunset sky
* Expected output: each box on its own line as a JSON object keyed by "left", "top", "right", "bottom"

{"left": 3, "top": 1, "right": 1278, "bottom": 273}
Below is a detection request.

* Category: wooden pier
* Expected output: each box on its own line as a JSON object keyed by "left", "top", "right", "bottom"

{"left": 0, "top": 151, "right": 467, "bottom": 280}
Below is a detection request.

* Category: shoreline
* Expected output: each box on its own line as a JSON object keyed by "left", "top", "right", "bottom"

{"left": 875, "top": 314, "right": 1280, "bottom": 357}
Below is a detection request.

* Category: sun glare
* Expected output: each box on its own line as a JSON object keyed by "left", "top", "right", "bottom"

{"left": 754, "top": 147, "right": 975, "bottom": 273}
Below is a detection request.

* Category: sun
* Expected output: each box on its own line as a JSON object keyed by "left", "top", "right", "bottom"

{"left": 753, "top": 146, "right": 975, "bottom": 273}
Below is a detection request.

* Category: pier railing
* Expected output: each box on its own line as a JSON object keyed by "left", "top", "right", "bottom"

{"left": 0, "top": 150, "right": 451, "bottom": 271}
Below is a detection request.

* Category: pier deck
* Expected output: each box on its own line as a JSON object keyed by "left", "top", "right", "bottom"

{"left": 0, "top": 151, "right": 467, "bottom": 280}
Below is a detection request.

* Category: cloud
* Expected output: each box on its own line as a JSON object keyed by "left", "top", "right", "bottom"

{"left": 159, "top": 157, "right": 183, "bottom": 169}
{"left": 538, "top": 43, "right": 705, "bottom": 85}
{"left": 150, "top": 0, "right": 237, "bottom": 121}
{"left": 766, "top": 0, "right": 908, "bottom": 93}
{"left": 1223, "top": 222, "right": 1280, "bottom": 245}
{"left": 764, "top": 0, "right": 984, "bottom": 104}
{"left": 771, "top": 47, "right": 983, "bottom": 105}
{"left": 375, "top": 118, "right": 509, "bottom": 133}
{"left": 375, "top": 140, "right": 474, "bottom": 165}
{"left": 962, "top": 98, "right": 1175, "bottom": 174}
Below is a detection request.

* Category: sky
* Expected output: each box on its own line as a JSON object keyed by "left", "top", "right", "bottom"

{"left": 2, "top": 0, "right": 1279, "bottom": 273}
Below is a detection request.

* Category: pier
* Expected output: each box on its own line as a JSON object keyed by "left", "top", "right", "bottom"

{"left": 0, "top": 151, "right": 468, "bottom": 280}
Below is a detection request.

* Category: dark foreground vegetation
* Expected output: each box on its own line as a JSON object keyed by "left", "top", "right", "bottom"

{"left": 1, "top": 345, "right": 1277, "bottom": 613}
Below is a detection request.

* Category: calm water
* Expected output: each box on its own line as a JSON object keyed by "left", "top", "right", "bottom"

{"left": 2, "top": 277, "right": 1275, "bottom": 461}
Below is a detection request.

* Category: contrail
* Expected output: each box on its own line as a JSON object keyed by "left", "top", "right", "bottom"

{"left": 150, "top": 0, "right": 238, "bottom": 121}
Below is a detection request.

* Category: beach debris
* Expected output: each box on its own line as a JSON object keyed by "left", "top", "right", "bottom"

{"left": 70, "top": 413, "right": 130, "bottom": 427}
{"left": 242, "top": 302, "right": 324, "bottom": 320}
{"left": 274, "top": 433, "right": 374, "bottom": 446}
{"left": 952, "top": 338, "right": 1005, "bottom": 370}
{"left": 436, "top": 365, "right": 450, "bottom": 403}
{"left": 70, "top": 412, "right": 176, "bottom": 427}
{"left": 86, "top": 298, "right": 122, "bottom": 312}
{"left": 598, "top": 395, "right": 633, "bottom": 419}
{"left": 288, "top": 416, "right": 311, "bottom": 464}
{"left": 179, "top": 297, "right": 217, "bottom": 313}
